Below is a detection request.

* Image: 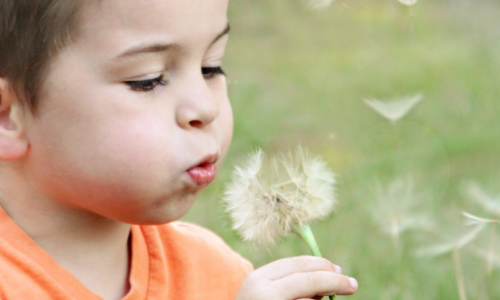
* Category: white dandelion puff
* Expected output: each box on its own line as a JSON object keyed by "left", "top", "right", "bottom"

{"left": 363, "top": 93, "right": 423, "bottom": 124}
{"left": 224, "top": 146, "right": 338, "bottom": 300}
{"left": 223, "top": 146, "right": 336, "bottom": 244}
{"left": 398, "top": 0, "right": 418, "bottom": 6}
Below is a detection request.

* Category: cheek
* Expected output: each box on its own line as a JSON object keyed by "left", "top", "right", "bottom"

{"left": 220, "top": 98, "right": 234, "bottom": 154}
{"left": 27, "top": 109, "right": 175, "bottom": 204}
{"left": 211, "top": 78, "right": 233, "bottom": 155}
{"left": 99, "top": 116, "right": 172, "bottom": 176}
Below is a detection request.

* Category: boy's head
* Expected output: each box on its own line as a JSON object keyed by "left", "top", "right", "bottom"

{"left": 0, "top": 0, "right": 233, "bottom": 224}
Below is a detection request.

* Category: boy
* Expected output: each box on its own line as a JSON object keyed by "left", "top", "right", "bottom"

{"left": 0, "top": 0, "right": 358, "bottom": 299}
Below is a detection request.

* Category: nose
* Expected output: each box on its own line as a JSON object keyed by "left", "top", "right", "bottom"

{"left": 175, "top": 73, "right": 221, "bottom": 130}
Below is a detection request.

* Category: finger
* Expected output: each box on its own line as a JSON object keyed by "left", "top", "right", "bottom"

{"left": 254, "top": 256, "right": 342, "bottom": 280}
{"left": 274, "top": 271, "right": 358, "bottom": 299}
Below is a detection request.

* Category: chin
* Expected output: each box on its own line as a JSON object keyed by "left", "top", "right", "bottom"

{"left": 125, "top": 192, "right": 199, "bottom": 225}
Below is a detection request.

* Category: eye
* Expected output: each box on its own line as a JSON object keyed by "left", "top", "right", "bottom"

{"left": 125, "top": 75, "right": 167, "bottom": 92}
{"left": 202, "top": 66, "right": 226, "bottom": 79}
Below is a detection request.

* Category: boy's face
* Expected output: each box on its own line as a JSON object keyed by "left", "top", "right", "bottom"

{"left": 22, "top": 0, "right": 232, "bottom": 224}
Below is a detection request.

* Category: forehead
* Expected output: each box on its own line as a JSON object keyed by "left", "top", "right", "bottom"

{"left": 76, "top": 0, "right": 229, "bottom": 55}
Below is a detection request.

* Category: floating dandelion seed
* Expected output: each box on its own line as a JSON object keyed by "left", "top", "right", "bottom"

{"left": 462, "top": 182, "right": 500, "bottom": 274}
{"left": 462, "top": 211, "right": 499, "bottom": 226}
{"left": 396, "top": 0, "right": 418, "bottom": 32}
{"left": 416, "top": 207, "right": 497, "bottom": 300}
{"left": 464, "top": 182, "right": 500, "bottom": 216}
{"left": 415, "top": 224, "right": 486, "bottom": 258}
{"left": 398, "top": 0, "right": 418, "bottom": 6}
{"left": 363, "top": 94, "right": 423, "bottom": 124}
{"left": 224, "top": 146, "right": 336, "bottom": 244}
{"left": 368, "top": 177, "right": 431, "bottom": 246}
{"left": 415, "top": 224, "right": 486, "bottom": 300}
{"left": 462, "top": 210, "right": 499, "bottom": 274}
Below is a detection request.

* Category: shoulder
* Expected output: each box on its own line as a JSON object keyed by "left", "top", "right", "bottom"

{"left": 152, "top": 221, "right": 253, "bottom": 273}
{"left": 167, "top": 222, "right": 239, "bottom": 249}
{"left": 144, "top": 222, "right": 253, "bottom": 298}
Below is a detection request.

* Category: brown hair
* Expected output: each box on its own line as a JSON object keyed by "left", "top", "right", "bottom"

{"left": 0, "top": 0, "right": 89, "bottom": 115}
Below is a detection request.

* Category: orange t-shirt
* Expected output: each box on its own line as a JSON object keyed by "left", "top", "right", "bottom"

{"left": 0, "top": 206, "right": 253, "bottom": 299}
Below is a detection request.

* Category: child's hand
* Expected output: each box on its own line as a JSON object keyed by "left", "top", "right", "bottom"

{"left": 235, "top": 256, "right": 358, "bottom": 300}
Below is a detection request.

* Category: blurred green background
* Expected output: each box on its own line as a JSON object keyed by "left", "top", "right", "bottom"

{"left": 183, "top": 0, "right": 500, "bottom": 298}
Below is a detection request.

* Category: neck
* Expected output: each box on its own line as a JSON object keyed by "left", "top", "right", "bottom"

{"left": 0, "top": 165, "right": 132, "bottom": 300}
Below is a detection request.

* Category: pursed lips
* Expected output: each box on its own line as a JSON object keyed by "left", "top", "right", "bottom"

{"left": 186, "top": 154, "right": 218, "bottom": 186}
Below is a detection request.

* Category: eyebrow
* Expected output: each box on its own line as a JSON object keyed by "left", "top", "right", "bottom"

{"left": 116, "top": 23, "right": 231, "bottom": 59}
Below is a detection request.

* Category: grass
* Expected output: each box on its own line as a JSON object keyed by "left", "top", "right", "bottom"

{"left": 183, "top": 0, "right": 500, "bottom": 298}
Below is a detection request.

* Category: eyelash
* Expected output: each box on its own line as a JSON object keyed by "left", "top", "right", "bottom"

{"left": 202, "top": 66, "right": 226, "bottom": 79}
{"left": 125, "top": 67, "right": 226, "bottom": 92}
{"left": 125, "top": 76, "right": 167, "bottom": 92}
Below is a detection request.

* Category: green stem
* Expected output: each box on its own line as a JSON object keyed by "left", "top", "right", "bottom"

{"left": 293, "top": 224, "right": 336, "bottom": 300}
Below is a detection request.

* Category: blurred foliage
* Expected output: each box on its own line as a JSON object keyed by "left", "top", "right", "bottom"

{"left": 183, "top": 0, "right": 500, "bottom": 298}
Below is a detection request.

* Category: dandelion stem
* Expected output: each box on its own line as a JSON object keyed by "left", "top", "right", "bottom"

{"left": 293, "top": 224, "right": 323, "bottom": 257}
{"left": 292, "top": 224, "right": 336, "bottom": 300}
{"left": 452, "top": 248, "right": 467, "bottom": 300}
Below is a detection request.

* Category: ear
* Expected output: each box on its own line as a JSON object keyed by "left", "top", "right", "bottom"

{"left": 0, "top": 78, "right": 28, "bottom": 161}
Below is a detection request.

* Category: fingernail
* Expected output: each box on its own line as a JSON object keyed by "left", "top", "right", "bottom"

{"left": 349, "top": 277, "right": 358, "bottom": 290}
{"left": 334, "top": 265, "right": 342, "bottom": 273}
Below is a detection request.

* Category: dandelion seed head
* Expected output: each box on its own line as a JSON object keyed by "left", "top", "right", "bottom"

{"left": 223, "top": 146, "right": 336, "bottom": 244}
{"left": 363, "top": 93, "right": 423, "bottom": 123}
